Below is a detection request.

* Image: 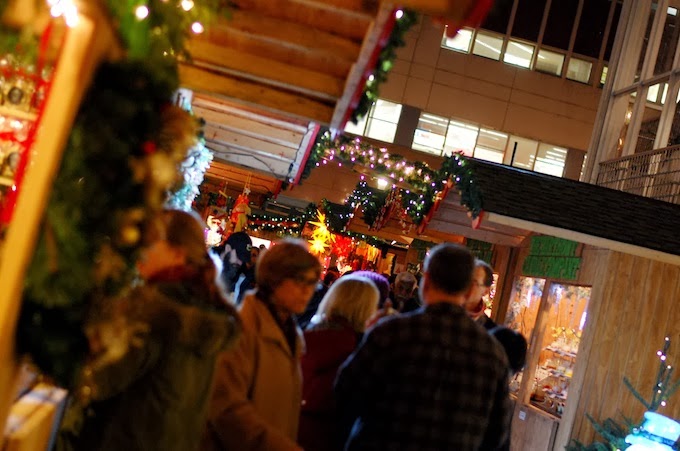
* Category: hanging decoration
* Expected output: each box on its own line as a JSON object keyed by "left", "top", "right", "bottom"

{"left": 567, "top": 336, "right": 680, "bottom": 451}
{"left": 308, "top": 210, "right": 334, "bottom": 255}
{"left": 230, "top": 175, "right": 251, "bottom": 233}
{"left": 309, "top": 132, "right": 484, "bottom": 226}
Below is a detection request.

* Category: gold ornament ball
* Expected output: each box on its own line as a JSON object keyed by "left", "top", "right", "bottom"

{"left": 120, "top": 226, "right": 140, "bottom": 246}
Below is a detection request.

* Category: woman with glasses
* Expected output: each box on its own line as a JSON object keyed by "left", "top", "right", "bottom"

{"left": 203, "top": 239, "right": 321, "bottom": 451}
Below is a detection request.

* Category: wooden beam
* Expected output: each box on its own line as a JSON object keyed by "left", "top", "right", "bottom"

{"left": 193, "top": 106, "right": 304, "bottom": 148}
{"left": 187, "top": 40, "right": 344, "bottom": 100}
{"left": 330, "top": 4, "right": 395, "bottom": 130}
{"left": 425, "top": 219, "right": 527, "bottom": 247}
{"left": 214, "top": 11, "right": 361, "bottom": 61}
{"left": 179, "top": 63, "right": 334, "bottom": 124}
{"left": 204, "top": 125, "right": 300, "bottom": 160}
{"left": 485, "top": 212, "right": 680, "bottom": 266}
{"left": 301, "top": 0, "right": 379, "bottom": 15}
{"left": 232, "top": 0, "right": 372, "bottom": 40}
{"left": 209, "top": 144, "right": 294, "bottom": 180}
{"left": 200, "top": 24, "right": 353, "bottom": 80}
{"left": 193, "top": 95, "right": 308, "bottom": 133}
{"left": 434, "top": 206, "right": 530, "bottom": 238}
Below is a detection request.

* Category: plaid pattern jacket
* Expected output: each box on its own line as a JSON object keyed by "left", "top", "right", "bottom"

{"left": 335, "top": 302, "right": 511, "bottom": 451}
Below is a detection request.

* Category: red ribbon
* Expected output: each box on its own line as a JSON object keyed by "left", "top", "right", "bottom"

{"left": 0, "top": 21, "right": 60, "bottom": 226}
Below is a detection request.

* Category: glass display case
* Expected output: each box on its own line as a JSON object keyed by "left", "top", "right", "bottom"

{"left": 504, "top": 276, "right": 546, "bottom": 395}
{"left": 503, "top": 277, "right": 591, "bottom": 418}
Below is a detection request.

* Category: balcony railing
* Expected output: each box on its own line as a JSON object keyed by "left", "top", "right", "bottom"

{"left": 596, "top": 145, "right": 680, "bottom": 204}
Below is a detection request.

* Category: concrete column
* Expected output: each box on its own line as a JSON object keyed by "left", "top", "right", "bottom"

{"left": 393, "top": 104, "right": 420, "bottom": 148}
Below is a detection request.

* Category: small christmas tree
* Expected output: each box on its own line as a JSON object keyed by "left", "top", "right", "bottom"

{"left": 567, "top": 336, "right": 680, "bottom": 450}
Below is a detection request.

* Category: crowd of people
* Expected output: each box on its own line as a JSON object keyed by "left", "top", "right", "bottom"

{"left": 62, "top": 208, "right": 527, "bottom": 451}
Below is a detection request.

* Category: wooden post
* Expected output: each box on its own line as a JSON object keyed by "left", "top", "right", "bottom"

{"left": 0, "top": 0, "right": 120, "bottom": 434}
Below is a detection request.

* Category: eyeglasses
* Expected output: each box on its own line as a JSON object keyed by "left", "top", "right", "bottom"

{"left": 293, "top": 276, "right": 318, "bottom": 288}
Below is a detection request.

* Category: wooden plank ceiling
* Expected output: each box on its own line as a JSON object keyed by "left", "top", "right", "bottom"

{"left": 182, "top": 0, "right": 396, "bottom": 193}
{"left": 181, "top": 0, "right": 385, "bottom": 127}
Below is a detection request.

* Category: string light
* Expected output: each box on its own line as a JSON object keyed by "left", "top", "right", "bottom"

{"left": 181, "top": 0, "right": 194, "bottom": 11}
{"left": 191, "top": 22, "right": 204, "bottom": 33}
{"left": 48, "top": 0, "right": 79, "bottom": 27}
{"left": 135, "top": 5, "right": 150, "bottom": 20}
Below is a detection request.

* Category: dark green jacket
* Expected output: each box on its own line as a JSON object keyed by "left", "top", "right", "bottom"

{"left": 75, "top": 281, "right": 240, "bottom": 451}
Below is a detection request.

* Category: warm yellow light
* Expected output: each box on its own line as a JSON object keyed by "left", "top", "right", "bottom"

{"left": 181, "top": 0, "right": 194, "bottom": 11}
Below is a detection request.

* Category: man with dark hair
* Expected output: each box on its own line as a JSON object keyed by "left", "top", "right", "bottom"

{"left": 335, "top": 243, "right": 511, "bottom": 451}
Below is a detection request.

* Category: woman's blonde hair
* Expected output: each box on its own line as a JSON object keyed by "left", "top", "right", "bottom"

{"left": 316, "top": 276, "right": 379, "bottom": 333}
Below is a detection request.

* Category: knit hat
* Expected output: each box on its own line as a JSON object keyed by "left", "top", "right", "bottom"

{"left": 352, "top": 271, "right": 390, "bottom": 307}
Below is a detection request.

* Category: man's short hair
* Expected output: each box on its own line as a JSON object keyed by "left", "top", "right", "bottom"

{"left": 475, "top": 259, "right": 494, "bottom": 287}
{"left": 424, "top": 243, "right": 474, "bottom": 294}
{"left": 394, "top": 272, "right": 417, "bottom": 296}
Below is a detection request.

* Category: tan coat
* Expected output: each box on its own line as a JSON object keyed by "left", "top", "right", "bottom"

{"left": 203, "top": 294, "right": 303, "bottom": 451}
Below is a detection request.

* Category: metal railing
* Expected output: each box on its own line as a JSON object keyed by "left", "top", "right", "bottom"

{"left": 596, "top": 145, "right": 680, "bottom": 204}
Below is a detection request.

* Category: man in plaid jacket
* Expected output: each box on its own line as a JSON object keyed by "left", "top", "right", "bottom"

{"left": 335, "top": 243, "right": 511, "bottom": 451}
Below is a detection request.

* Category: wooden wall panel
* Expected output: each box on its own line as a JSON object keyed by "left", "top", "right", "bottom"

{"left": 567, "top": 252, "right": 680, "bottom": 448}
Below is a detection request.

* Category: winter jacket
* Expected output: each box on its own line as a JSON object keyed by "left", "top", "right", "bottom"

{"left": 298, "top": 318, "right": 360, "bottom": 451}
{"left": 74, "top": 280, "right": 240, "bottom": 451}
{"left": 202, "top": 294, "right": 303, "bottom": 451}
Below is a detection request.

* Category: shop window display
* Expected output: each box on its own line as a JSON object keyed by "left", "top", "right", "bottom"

{"left": 505, "top": 277, "right": 591, "bottom": 418}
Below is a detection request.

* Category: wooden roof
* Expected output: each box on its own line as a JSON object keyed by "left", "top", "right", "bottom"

{"left": 181, "top": 0, "right": 400, "bottom": 185}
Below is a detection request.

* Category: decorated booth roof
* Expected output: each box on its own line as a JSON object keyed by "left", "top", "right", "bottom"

{"left": 433, "top": 159, "right": 680, "bottom": 263}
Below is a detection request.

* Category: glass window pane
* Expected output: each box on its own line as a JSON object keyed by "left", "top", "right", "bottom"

{"left": 535, "top": 49, "right": 565, "bottom": 76}
{"left": 534, "top": 144, "right": 567, "bottom": 177}
{"left": 635, "top": 102, "right": 661, "bottom": 154}
{"left": 605, "top": 2, "right": 622, "bottom": 61}
{"left": 504, "top": 276, "right": 546, "bottom": 397}
{"left": 654, "top": 7, "right": 680, "bottom": 75}
{"left": 474, "top": 128, "right": 508, "bottom": 163}
{"left": 412, "top": 113, "right": 448, "bottom": 154}
{"left": 566, "top": 58, "right": 593, "bottom": 83}
{"left": 574, "top": 0, "right": 612, "bottom": 58}
{"left": 543, "top": 0, "right": 578, "bottom": 51}
{"left": 444, "top": 120, "right": 478, "bottom": 157}
{"left": 442, "top": 28, "right": 473, "bottom": 53}
{"left": 600, "top": 66, "right": 608, "bottom": 86}
{"left": 512, "top": 0, "right": 544, "bottom": 42}
{"left": 371, "top": 99, "right": 402, "bottom": 123}
{"left": 472, "top": 31, "right": 503, "bottom": 61}
{"left": 505, "top": 135, "right": 539, "bottom": 170}
{"left": 481, "top": 0, "right": 513, "bottom": 34}
{"left": 344, "top": 111, "right": 369, "bottom": 135}
{"left": 365, "top": 118, "right": 397, "bottom": 143}
{"left": 504, "top": 40, "right": 535, "bottom": 68}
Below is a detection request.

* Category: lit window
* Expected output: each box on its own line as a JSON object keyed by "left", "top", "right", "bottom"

{"left": 444, "top": 120, "right": 478, "bottom": 156}
{"left": 472, "top": 31, "right": 503, "bottom": 61}
{"left": 474, "top": 128, "right": 507, "bottom": 163}
{"left": 442, "top": 27, "right": 473, "bottom": 53}
{"left": 345, "top": 114, "right": 368, "bottom": 135}
{"left": 504, "top": 40, "right": 535, "bottom": 68}
{"left": 412, "top": 112, "right": 448, "bottom": 155}
{"left": 535, "top": 49, "right": 565, "bottom": 76}
{"left": 364, "top": 99, "right": 402, "bottom": 143}
{"left": 600, "top": 66, "right": 608, "bottom": 86}
{"left": 534, "top": 144, "right": 567, "bottom": 177}
{"left": 566, "top": 57, "right": 593, "bottom": 83}
{"left": 504, "top": 135, "right": 539, "bottom": 170}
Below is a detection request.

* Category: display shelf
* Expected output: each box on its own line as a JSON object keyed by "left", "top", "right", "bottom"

{"left": 0, "top": 106, "right": 38, "bottom": 122}
{"left": 547, "top": 369, "right": 572, "bottom": 379}
{"left": 545, "top": 346, "right": 577, "bottom": 359}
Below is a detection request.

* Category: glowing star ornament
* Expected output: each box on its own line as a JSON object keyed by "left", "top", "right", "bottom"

{"left": 307, "top": 210, "right": 334, "bottom": 255}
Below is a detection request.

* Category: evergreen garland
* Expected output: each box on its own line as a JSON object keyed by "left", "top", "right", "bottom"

{"left": 350, "top": 9, "right": 418, "bottom": 125}
{"left": 311, "top": 133, "right": 484, "bottom": 226}
{"left": 18, "top": 61, "right": 183, "bottom": 386}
